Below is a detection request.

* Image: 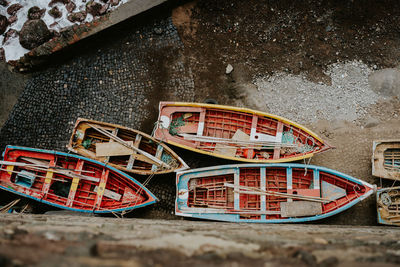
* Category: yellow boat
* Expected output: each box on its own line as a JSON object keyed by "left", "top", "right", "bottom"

{"left": 153, "top": 102, "right": 333, "bottom": 163}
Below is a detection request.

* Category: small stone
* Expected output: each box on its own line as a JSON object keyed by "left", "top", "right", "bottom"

{"left": 7, "top": 3, "right": 22, "bottom": 16}
{"left": 86, "top": 1, "right": 103, "bottom": 16}
{"left": 49, "top": 0, "right": 70, "bottom": 7}
{"left": 364, "top": 117, "right": 379, "bottom": 128}
{"left": 313, "top": 237, "right": 328, "bottom": 245}
{"left": 99, "top": 3, "right": 109, "bottom": 15}
{"left": 67, "top": 11, "right": 87, "bottom": 23}
{"left": 28, "top": 6, "right": 46, "bottom": 20}
{"left": 154, "top": 27, "right": 163, "bottom": 34}
{"left": 7, "top": 15, "right": 17, "bottom": 25}
{"left": 318, "top": 256, "right": 339, "bottom": 267}
{"left": 0, "top": 0, "right": 9, "bottom": 7}
{"left": 19, "top": 19, "right": 53, "bottom": 50}
{"left": 0, "top": 15, "right": 9, "bottom": 35}
{"left": 48, "top": 7, "right": 62, "bottom": 19}
{"left": 110, "top": 0, "right": 120, "bottom": 6}
{"left": 225, "top": 64, "right": 233, "bottom": 74}
{"left": 3, "top": 29, "right": 18, "bottom": 44}
{"left": 66, "top": 2, "right": 76, "bottom": 13}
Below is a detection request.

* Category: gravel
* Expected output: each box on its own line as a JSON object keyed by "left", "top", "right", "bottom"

{"left": 253, "top": 60, "right": 383, "bottom": 124}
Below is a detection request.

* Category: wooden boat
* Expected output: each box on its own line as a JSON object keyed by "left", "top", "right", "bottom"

{"left": 67, "top": 118, "right": 189, "bottom": 175}
{"left": 0, "top": 146, "right": 157, "bottom": 213}
{"left": 153, "top": 102, "right": 333, "bottom": 163}
{"left": 175, "top": 164, "right": 375, "bottom": 223}
{"left": 372, "top": 140, "right": 400, "bottom": 180}
{"left": 377, "top": 187, "right": 400, "bottom": 226}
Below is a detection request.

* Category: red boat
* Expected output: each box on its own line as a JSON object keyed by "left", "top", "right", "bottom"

{"left": 153, "top": 102, "right": 333, "bottom": 163}
{"left": 0, "top": 146, "right": 157, "bottom": 213}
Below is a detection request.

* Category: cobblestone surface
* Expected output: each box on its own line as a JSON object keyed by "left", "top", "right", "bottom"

{"left": 0, "top": 13, "right": 195, "bottom": 217}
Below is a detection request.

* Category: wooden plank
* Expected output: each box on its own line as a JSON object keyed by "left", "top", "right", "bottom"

{"left": 287, "top": 167, "right": 293, "bottom": 202}
{"left": 197, "top": 109, "right": 206, "bottom": 136}
{"left": 126, "top": 134, "right": 142, "bottom": 170}
{"left": 88, "top": 123, "right": 167, "bottom": 168}
{"left": 260, "top": 167, "right": 266, "bottom": 213}
{"left": 94, "top": 186, "right": 121, "bottom": 201}
{"left": 152, "top": 144, "right": 164, "bottom": 171}
{"left": 42, "top": 160, "right": 56, "bottom": 197}
{"left": 313, "top": 169, "right": 320, "bottom": 190}
{"left": 129, "top": 153, "right": 158, "bottom": 165}
{"left": 104, "top": 128, "right": 118, "bottom": 163}
{"left": 280, "top": 201, "right": 322, "bottom": 217}
{"left": 234, "top": 169, "right": 240, "bottom": 210}
{"left": 96, "top": 141, "right": 134, "bottom": 157}
{"left": 94, "top": 169, "right": 109, "bottom": 209}
{"left": 66, "top": 159, "right": 84, "bottom": 207}
{"left": 273, "top": 121, "right": 284, "bottom": 159}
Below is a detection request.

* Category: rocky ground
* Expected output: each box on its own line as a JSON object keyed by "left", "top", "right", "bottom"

{"left": 1, "top": 213, "right": 400, "bottom": 267}
{"left": 1, "top": 0, "right": 400, "bottom": 265}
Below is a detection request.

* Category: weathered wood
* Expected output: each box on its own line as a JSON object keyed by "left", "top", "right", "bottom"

{"left": 94, "top": 186, "right": 122, "bottom": 201}
{"left": 88, "top": 123, "right": 168, "bottom": 168}
{"left": 0, "top": 160, "right": 100, "bottom": 183}
{"left": 126, "top": 134, "right": 142, "bottom": 170}
{"left": 280, "top": 201, "right": 322, "bottom": 217}
{"left": 96, "top": 141, "right": 134, "bottom": 157}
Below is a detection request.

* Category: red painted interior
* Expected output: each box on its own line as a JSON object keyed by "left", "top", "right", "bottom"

{"left": 0, "top": 148, "right": 153, "bottom": 212}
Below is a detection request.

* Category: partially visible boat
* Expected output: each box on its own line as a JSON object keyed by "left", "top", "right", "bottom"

{"left": 153, "top": 102, "right": 333, "bottom": 163}
{"left": 0, "top": 146, "right": 157, "bottom": 213}
{"left": 372, "top": 140, "right": 400, "bottom": 180}
{"left": 67, "top": 118, "right": 189, "bottom": 175}
{"left": 377, "top": 187, "right": 400, "bottom": 226}
{"left": 175, "top": 163, "right": 375, "bottom": 223}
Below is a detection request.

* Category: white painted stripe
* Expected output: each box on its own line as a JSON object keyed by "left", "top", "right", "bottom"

{"left": 234, "top": 168, "right": 240, "bottom": 210}
{"left": 313, "top": 169, "right": 320, "bottom": 190}
{"left": 287, "top": 168, "right": 293, "bottom": 202}
{"left": 276, "top": 131, "right": 283, "bottom": 143}
{"left": 260, "top": 167, "right": 266, "bottom": 212}
{"left": 197, "top": 122, "right": 204, "bottom": 136}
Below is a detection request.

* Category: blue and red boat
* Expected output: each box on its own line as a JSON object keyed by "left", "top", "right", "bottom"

{"left": 175, "top": 163, "right": 375, "bottom": 223}
{"left": 0, "top": 146, "right": 157, "bottom": 213}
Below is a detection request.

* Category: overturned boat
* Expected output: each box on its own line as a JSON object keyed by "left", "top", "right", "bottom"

{"left": 0, "top": 146, "right": 157, "bottom": 213}
{"left": 153, "top": 102, "right": 333, "bottom": 163}
{"left": 67, "top": 118, "right": 189, "bottom": 175}
{"left": 175, "top": 164, "right": 375, "bottom": 223}
{"left": 377, "top": 187, "right": 400, "bottom": 226}
{"left": 372, "top": 140, "right": 400, "bottom": 180}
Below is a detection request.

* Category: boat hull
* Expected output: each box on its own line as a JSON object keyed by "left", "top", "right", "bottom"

{"left": 0, "top": 146, "right": 157, "bottom": 213}
{"left": 67, "top": 118, "right": 189, "bottom": 175}
{"left": 176, "top": 164, "right": 374, "bottom": 223}
{"left": 377, "top": 187, "right": 400, "bottom": 226}
{"left": 153, "top": 102, "right": 332, "bottom": 163}
{"left": 372, "top": 140, "right": 400, "bottom": 180}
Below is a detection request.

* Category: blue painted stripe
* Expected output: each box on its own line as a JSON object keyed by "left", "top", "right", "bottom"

{"left": 286, "top": 168, "right": 292, "bottom": 189}
{"left": 313, "top": 169, "right": 320, "bottom": 189}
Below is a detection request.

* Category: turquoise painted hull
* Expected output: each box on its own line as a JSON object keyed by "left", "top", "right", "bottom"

{"left": 176, "top": 163, "right": 374, "bottom": 223}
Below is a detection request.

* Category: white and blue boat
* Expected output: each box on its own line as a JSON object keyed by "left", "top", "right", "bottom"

{"left": 175, "top": 163, "right": 375, "bottom": 223}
